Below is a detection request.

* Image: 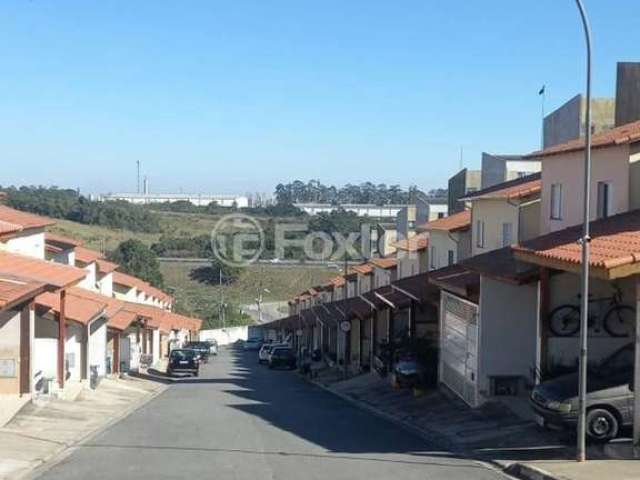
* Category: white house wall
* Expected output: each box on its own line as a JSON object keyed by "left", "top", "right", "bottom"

{"left": 478, "top": 276, "right": 539, "bottom": 400}
{"left": 79, "top": 262, "right": 97, "bottom": 292}
{"left": 97, "top": 272, "right": 113, "bottom": 297}
{"left": 2, "top": 230, "right": 45, "bottom": 259}
{"left": 88, "top": 318, "right": 107, "bottom": 377}
{"left": 0, "top": 309, "right": 21, "bottom": 395}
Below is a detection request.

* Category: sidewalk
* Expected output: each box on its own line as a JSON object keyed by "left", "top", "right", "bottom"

{"left": 312, "top": 371, "right": 640, "bottom": 480}
{"left": 0, "top": 375, "right": 166, "bottom": 480}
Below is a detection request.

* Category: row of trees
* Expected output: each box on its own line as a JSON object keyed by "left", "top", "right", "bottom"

{"left": 4, "top": 186, "right": 162, "bottom": 233}
{"left": 274, "top": 180, "right": 423, "bottom": 206}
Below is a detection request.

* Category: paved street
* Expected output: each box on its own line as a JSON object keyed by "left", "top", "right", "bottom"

{"left": 35, "top": 347, "right": 508, "bottom": 480}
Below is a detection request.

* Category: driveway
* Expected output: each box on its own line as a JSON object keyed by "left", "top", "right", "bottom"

{"left": 34, "top": 347, "right": 509, "bottom": 480}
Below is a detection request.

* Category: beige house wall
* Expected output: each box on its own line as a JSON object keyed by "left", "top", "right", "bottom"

{"left": 0, "top": 309, "right": 21, "bottom": 395}
{"left": 471, "top": 199, "right": 520, "bottom": 256}
{"left": 540, "top": 144, "right": 630, "bottom": 234}
{"left": 428, "top": 230, "right": 461, "bottom": 271}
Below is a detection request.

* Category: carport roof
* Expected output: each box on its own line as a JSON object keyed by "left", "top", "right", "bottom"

{"left": 0, "top": 275, "right": 46, "bottom": 311}
{"left": 462, "top": 247, "right": 539, "bottom": 285}
{"left": 36, "top": 290, "right": 107, "bottom": 325}
{"left": 428, "top": 263, "right": 479, "bottom": 303}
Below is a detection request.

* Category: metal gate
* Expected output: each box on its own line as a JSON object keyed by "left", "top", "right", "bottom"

{"left": 440, "top": 291, "right": 479, "bottom": 407}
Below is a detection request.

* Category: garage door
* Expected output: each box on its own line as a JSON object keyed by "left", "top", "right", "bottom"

{"left": 440, "top": 291, "right": 479, "bottom": 407}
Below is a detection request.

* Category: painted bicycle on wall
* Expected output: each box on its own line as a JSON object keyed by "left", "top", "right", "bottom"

{"left": 548, "top": 286, "right": 635, "bottom": 337}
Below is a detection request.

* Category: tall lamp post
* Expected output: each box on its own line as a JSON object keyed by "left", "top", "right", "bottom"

{"left": 574, "top": 0, "right": 593, "bottom": 463}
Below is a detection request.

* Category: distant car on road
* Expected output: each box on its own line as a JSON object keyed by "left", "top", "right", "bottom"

{"left": 167, "top": 349, "right": 199, "bottom": 377}
{"left": 530, "top": 343, "right": 634, "bottom": 442}
{"left": 268, "top": 347, "right": 296, "bottom": 370}
{"left": 243, "top": 338, "right": 263, "bottom": 351}
{"left": 259, "top": 343, "right": 288, "bottom": 364}
{"left": 185, "top": 341, "right": 211, "bottom": 363}
{"left": 207, "top": 340, "right": 218, "bottom": 356}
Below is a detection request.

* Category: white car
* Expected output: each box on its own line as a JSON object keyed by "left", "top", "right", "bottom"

{"left": 243, "top": 338, "right": 263, "bottom": 351}
{"left": 258, "top": 343, "right": 287, "bottom": 364}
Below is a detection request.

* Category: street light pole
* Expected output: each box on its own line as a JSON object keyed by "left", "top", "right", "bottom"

{"left": 574, "top": 0, "right": 593, "bottom": 463}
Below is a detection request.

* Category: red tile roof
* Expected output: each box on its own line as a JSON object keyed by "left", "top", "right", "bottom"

{"left": 368, "top": 257, "right": 398, "bottom": 270}
{"left": 525, "top": 119, "right": 640, "bottom": 158}
{"left": 108, "top": 309, "right": 138, "bottom": 331}
{"left": 512, "top": 209, "right": 640, "bottom": 278}
{"left": 392, "top": 233, "right": 429, "bottom": 252}
{"left": 0, "top": 251, "right": 86, "bottom": 289}
{"left": 96, "top": 259, "right": 119, "bottom": 274}
{"left": 74, "top": 246, "right": 103, "bottom": 265}
{"left": 421, "top": 210, "right": 471, "bottom": 232}
{"left": 112, "top": 271, "right": 172, "bottom": 303}
{"left": 0, "top": 275, "right": 46, "bottom": 310}
{"left": 36, "top": 290, "right": 107, "bottom": 325}
{"left": 0, "top": 220, "right": 23, "bottom": 237}
{"left": 459, "top": 173, "right": 541, "bottom": 202}
{"left": 0, "top": 205, "right": 55, "bottom": 229}
{"left": 350, "top": 263, "right": 374, "bottom": 275}
{"left": 45, "top": 232, "right": 83, "bottom": 248}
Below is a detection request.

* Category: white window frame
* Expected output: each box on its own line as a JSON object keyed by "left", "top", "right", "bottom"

{"left": 550, "top": 183, "right": 563, "bottom": 220}
{"left": 502, "top": 222, "right": 513, "bottom": 247}
{"left": 596, "top": 181, "right": 613, "bottom": 219}
{"left": 476, "top": 220, "right": 485, "bottom": 248}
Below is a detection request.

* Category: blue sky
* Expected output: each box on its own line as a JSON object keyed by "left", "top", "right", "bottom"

{"left": 1, "top": 1, "right": 638, "bottom": 196}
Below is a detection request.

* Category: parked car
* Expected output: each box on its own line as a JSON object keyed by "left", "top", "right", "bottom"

{"left": 243, "top": 338, "right": 263, "bottom": 351}
{"left": 393, "top": 358, "right": 426, "bottom": 388}
{"left": 530, "top": 343, "right": 634, "bottom": 442}
{"left": 185, "top": 341, "right": 211, "bottom": 363}
{"left": 208, "top": 340, "right": 218, "bottom": 356}
{"left": 268, "top": 347, "right": 296, "bottom": 370}
{"left": 167, "top": 349, "right": 199, "bottom": 377}
{"left": 259, "top": 343, "right": 288, "bottom": 364}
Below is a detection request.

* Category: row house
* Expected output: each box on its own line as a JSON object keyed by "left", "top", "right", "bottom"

{"left": 0, "top": 203, "right": 200, "bottom": 422}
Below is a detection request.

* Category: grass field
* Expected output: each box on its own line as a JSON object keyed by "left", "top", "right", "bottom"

{"left": 160, "top": 261, "right": 337, "bottom": 328}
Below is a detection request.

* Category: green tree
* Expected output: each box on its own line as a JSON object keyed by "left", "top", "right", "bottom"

{"left": 108, "top": 239, "right": 164, "bottom": 287}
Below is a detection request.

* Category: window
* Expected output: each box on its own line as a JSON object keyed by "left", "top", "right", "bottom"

{"left": 550, "top": 183, "right": 563, "bottom": 220}
{"left": 447, "top": 249, "right": 455, "bottom": 266}
{"left": 430, "top": 246, "right": 436, "bottom": 269}
{"left": 597, "top": 181, "right": 612, "bottom": 219}
{"left": 437, "top": 212, "right": 445, "bottom": 219}
{"left": 502, "top": 222, "right": 513, "bottom": 247}
{"left": 476, "top": 220, "right": 485, "bottom": 248}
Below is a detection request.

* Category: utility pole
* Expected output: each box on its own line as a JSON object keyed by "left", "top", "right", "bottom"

{"left": 219, "top": 269, "right": 226, "bottom": 330}
{"left": 574, "top": 0, "right": 592, "bottom": 463}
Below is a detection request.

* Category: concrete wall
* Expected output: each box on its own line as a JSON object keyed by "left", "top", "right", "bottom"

{"left": 448, "top": 169, "right": 481, "bottom": 214}
{"left": 0, "top": 309, "right": 21, "bottom": 395}
{"left": 78, "top": 262, "right": 97, "bottom": 292}
{"left": 1, "top": 230, "right": 45, "bottom": 259}
{"left": 540, "top": 144, "right": 630, "bottom": 234}
{"left": 544, "top": 95, "right": 615, "bottom": 148}
{"left": 88, "top": 318, "right": 107, "bottom": 377}
{"left": 97, "top": 272, "right": 113, "bottom": 297}
{"left": 615, "top": 62, "right": 640, "bottom": 127}
{"left": 199, "top": 326, "right": 249, "bottom": 346}
{"left": 113, "top": 284, "right": 137, "bottom": 302}
{"left": 478, "top": 277, "right": 539, "bottom": 400}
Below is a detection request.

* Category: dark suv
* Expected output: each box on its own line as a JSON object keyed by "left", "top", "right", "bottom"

{"left": 167, "top": 349, "right": 199, "bottom": 377}
{"left": 530, "top": 343, "right": 634, "bottom": 441}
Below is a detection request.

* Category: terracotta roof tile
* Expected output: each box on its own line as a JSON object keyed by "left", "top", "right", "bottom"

{"left": 36, "top": 290, "right": 106, "bottom": 325}
{"left": 0, "top": 251, "right": 86, "bottom": 289}
{"left": 512, "top": 209, "right": 640, "bottom": 276}
{"left": 421, "top": 210, "right": 471, "bottom": 232}
{"left": 0, "top": 205, "right": 55, "bottom": 229}
{"left": 525, "top": 119, "right": 640, "bottom": 158}
{"left": 108, "top": 309, "right": 138, "bottom": 331}
{"left": 0, "top": 275, "right": 46, "bottom": 310}
{"left": 45, "top": 232, "right": 83, "bottom": 248}
{"left": 392, "top": 233, "right": 429, "bottom": 252}
{"left": 74, "top": 246, "right": 103, "bottom": 265}
{"left": 368, "top": 257, "right": 398, "bottom": 270}
{"left": 0, "top": 220, "right": 23, "bottom": 237}
{"left": 459, "top": 173, "right": 541, "bottom": 201}
{"left": 350, "top": 263, "right": 374, "bottom": 275}
{"left": 96, "top": 259, "right": 119, "bottom": 274}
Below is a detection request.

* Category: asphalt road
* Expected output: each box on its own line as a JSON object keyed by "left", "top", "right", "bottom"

{"left": 36, "top": 347, "right": 509, "bottom": 480}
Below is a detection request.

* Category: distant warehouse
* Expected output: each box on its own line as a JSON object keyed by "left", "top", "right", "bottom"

{"left": 100, "top": 192, "right": 249, "bottom": 208}
{"left": 294, "top": 203, "right": 409, "bottom": 217}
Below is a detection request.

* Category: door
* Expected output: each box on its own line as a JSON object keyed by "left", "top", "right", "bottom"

{"left": 440, "top": 291, "right": 479, "bottom": 407}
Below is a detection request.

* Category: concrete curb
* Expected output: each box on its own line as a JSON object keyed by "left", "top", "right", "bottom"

{"left": 15, "top": 380, "right": 169, "bottom": 480}
{"left": 307, "top": 376, "right": 566, "bottom": 480}
{"left": 503, "top": 463, "right": 563, "bottom": 480}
